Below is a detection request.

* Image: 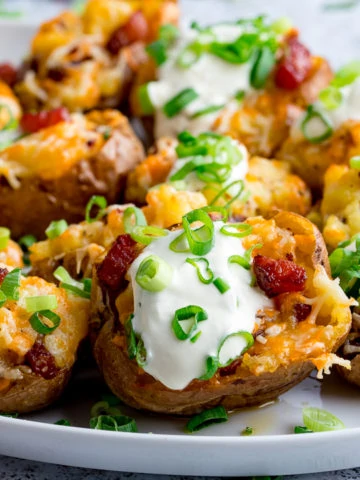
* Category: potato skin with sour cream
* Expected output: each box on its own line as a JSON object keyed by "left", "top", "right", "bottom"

{"left": 91, "top": 211, "right": 352, "bottom": 415}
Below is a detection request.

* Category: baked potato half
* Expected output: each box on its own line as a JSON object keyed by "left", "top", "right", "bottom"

{"left": 0, "top": 109, "right": 144, "bottom": 239}
{"left": 91, "top": 209, "right": 352, "bottom": 415}
{"left": 0, "top": 267, "right": 89, "bottom": 413}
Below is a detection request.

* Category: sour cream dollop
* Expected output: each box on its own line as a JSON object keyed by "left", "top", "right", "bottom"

{"left": 129, "top": 222, "right": 273, "bottom": 390}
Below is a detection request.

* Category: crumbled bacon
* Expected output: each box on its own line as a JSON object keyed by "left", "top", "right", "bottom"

{"left": 25, "top": 341, "right": 59, "bottom": 380}
{"left": 97, "top": 234, "right": 138, "bottom": 291}
{"left": 219, "top": 358, "right": 242, "bottom": 377}
{"left": 293, "top": 303, "right": 312, "bottom": 322}
{"left": 253, "top": 255, "right": 307, "bottom": 298}
{"left": 0, "top": 63, "right": 17, "bottom": 87}
{"left": 106, "top": 11, "right": 149, "bottom": 55}
{"left": 274, "top": 36, "right": 311, "bottom": 90}
{"left": 0, "top": 267, "right": 8, "bottom": 286}
{"left": 20, "top": 107, "right": 70, "bottom": 133}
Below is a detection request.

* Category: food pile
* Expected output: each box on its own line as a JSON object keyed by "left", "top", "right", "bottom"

{"left": 0, "top": 0, "right": 359, "bottom": 433}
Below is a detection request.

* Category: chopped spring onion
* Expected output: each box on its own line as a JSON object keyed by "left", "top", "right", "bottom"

{"left": 200, "top": 205, "right": 229, "bottom": 222}
{"left": 54, "top": 266, "right": 91, "bottom": 299}
{"left": 250, "top": 46, "right": 276, "bottom": 89}
{"left": 182, "top": 208, "right": 215, "bottom": 255}
{"left": 85, "top": 195, "right": 107, "bottom": 223}
{"left": 196, "top": 162, "right": 232, "bottom": 184}
{"left": 29, "top": 310, "right": 61, "bottom": 335}
{"left": 90, "top": 415, "right": 138, "bottom": 433}
{"left": 270, "top": 16, "right": 292, "bottom": 34}
{"left": 177, "top": 42, "right": 204, "bottom": 68}
{"left": 229, "top": 244, "right": 262, "bottom": 270}
{"left": 123, "top": 206, "right": 147, "bottom": 233}
{"left": 217, "top": 331, "right": 254, "bottom": 367}
{"left": 319, "top": 86, "right": 343, "bottom": 110}
{"left": 191, "top": 104, "right": 225, "bottom": 119}
{"left": 45, "top": 219, "right": 68, "bottom": 239}
{"left": 60, "top": 282, "right": 92, "bottom": 299}
{"left": 55, "top": 419, "right": 71, "bottom": 426}
{"left": 241, "top": 426, "right": 254, "bottom": 436}
{"left": 101, "top": 393, "right": 122, "bottom": 406}
{"left": 0, "top": 104, "right": 18, "bottom": 131}
{"left": 163, "top": 88, "right": 199, "bottom": 118}
{"left": 301, "top": 106, "right": 333, "bottom": 144}
{"left": 18, "top": 234, "right": 36, "bottom": 250}
{"left": 130, "top": 225, "right": 168, "bottom": 245}
{"left": 146, "top": 40, "right": 167, "bottom": 66}
{"left": 175, "top": 144, "right": 208, "bottom": 158}
{"left": 169, "top": 157, "right": 207, "bottom": 181}
{"left": 185, "top": 406, "right": 228, "bottom": 433}
{"left": 136, "top": 255, "right": 173, "bottom": 292}
{"left": 213, "top": 277, "right": 230, "bottom": 294}
{"left": 138, "top": 83, "right": 155, "bottom": 115}
{"left": 0, "top": 291, "right": 7, "bottom": 308}
{"left": 0, "top": 227, "right": 10, "bottom": 250}
{"left": 1, "top": 268, "right": 21, "bottom": 301}
{"left": 159, "top": 24, "right": 179, "bottom": 43}
{"left": 302, "top": 407, "right": 345, "bottom": 432}
{"left": 294, "top": 425, "right": 313, "bottom": 434}
{"left": 169, "top": 231, "right": 190, "bottom": 253}
{"left": 25, "top": 295, "right": 58, "bottom": 313}
{"left": 209, "top": 180, "right": 246, "bottom": 209}
{"left": 136, "top": 338, "right": 147, "bottom": 367}
{"left": 198, "top": 355, "right": 218, "bottom": 380}
{"left": 0, "top": 412, "right": 19, "bottom": 418}
{"left": 125, "top": 314, "right": 137, "bottom": 360}
{"left": 172, "top": 305, "right": 208, "bottom": 341}
{"left": 178, "top": 131, "right": 196, "bottom": 145}
{"left": 220, "top": 223, "right": 252, "bottom": 238}
{"left": 234, "top": 90, "right": 245, "bottom": 102}
{"left": 350, "top": 155, "right": 360, "bottom": 170}
{"left": 186, "top": 257, "right": 214, "bottom": 284}
{"left": 332, "top": 60, "right": 360, "bottom": 88}
{"left": 190, "top": 331, "right": 202, "bottom": 343}
{"left": 90, "top": 401, "right": 122, "bottom": 418}
{"left": 103, "top": 128, "right": 111, "bottom": 141}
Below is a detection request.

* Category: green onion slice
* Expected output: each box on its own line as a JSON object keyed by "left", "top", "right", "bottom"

{"left": 54, "top": 266, "right": 91, "bottom": 299}
{"left": 101, "top": 393, "right": 122, "bottom": 406}
{"left": 55, "top": 419, "right": 71, "bottom": 426}
{"left": 186, "top": 257, "right": 214, "bottom": 284}
{"left": 169, "top": 231, "right": 190, "bottom": 253}
{"left": 332, "top": 60, "right": 360, "bottom": 88}
{"left": 190, "top": 331, "right": 202, "bottom": 343}
{"left": 217, "top": 331, "right": 254, "bottom": 367}
{"left": 130, "top": 226, "right": 168, "bottom": 245}
{"left": 90, "top": 401, "right": 122, "bottom": 418}
{"left": 178, "top": 131, "right": 196, "bottom": 145}
{"left": 0, "top": 104, "right": 18, "bottom": 131}
{"left": 270, "top": 16, "right": 292, "bottom": 34}
{"left": 163, "top": 88, "right": 199, "bottom": 118}
{"left": 0, "top": 290, "right": 7, "bottom": 308}
{"left": 175, "top": 144, "right": 208, "bottom": 158}
{"left": 125, "top": 314, "right": 137, "bottom": 360}
{"left": 138, "top": 83, "right": 155, "bottom": 115}
{"left": 89, "top": 415, "right": 138, "bottom": 433}
{"left": 301, "top": 106, "right": 333, "bottom": 144}
{"left": 228, "top": 244, "right": 262, "bottom": 270}
{"left": 172, "top": 305, "right": 208, "bottom": 340}
{"left": 177, "top": 42, "right": 204, "bottom": 69}
{"left": 185, "top": 406, "right": 228, "bottom": 433}
{"left": 350, "top": 155, "right": 360, "bottom": 170}
{"left": 136, "top": 338, "right": 147, "bottom": 367}
{"left": 220, "top": 222, "right": 252, "bottom": 238}
{"left": 198, "top": 355, "right": 219, "bottom": 380}
{"left": 191, "top": 104, "right": 225, "bottom": 119}
{"left": 319, "top": 86, "right": 343, "bottom": 110}
{"left": 196, "top": 162, "right": 232, "bottom": 184}
{"left": 1, "top": 268, "right": 21, "bottom": 301}
{"left": 85, "top": 195, "right": 107, "bottom": 223}
{"left": 18, "top": 234, "right": 36, "bottom": 250}
{"left": 0, "top": 227, "right": 10, "bottom": 250}
{"left": 159, "top": 24, "right": 179, "bottom": 43}
{"left": 169, "top": 157, "right": 207, "bottom": 182}
{"left": 45, "top": 220, "right": 68, "bottom": 239}
{"left": 136, "top": 255, "right": 173, "bottom": 292}
{"left": 294, "top": 425, "right": 313, "bottom": 434}
{"left": 241, "top": 426, "right": 254, "bottom": 436}
{"left": 146, "top": 40, "right": 167, "bottom": 66}
{"left": 213, "top": 277, "right": 230, "bottom": 294}
{"left": 182, "top": 208, "right": 215, "bottom": 255}
{"left": 29, "top": 310, "right": 61, "bottom": 335}
{"left": 302, "top": 407, "right": 345, "bottom": 432}
{"left": 209, "top": 180, "right": 245, "bottom": 209}
{"left": 25, "top": 295, "right": 58, "bottom": 313}
{"left": 234, "top": 90, "right": 245, "bottom": 102}
{"left": 200, "top": 205, "right": 229, "bottom": 222}
{"left": 0, "top": 412, "right": 19, "bottom": 418}
{"left": 123, "top": 206, "right": 147, "bottom": 234}
{"left": 250, "top": 46, "right": 276, "bottom": 89}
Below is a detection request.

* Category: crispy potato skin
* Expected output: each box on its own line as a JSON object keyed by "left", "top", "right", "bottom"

{"left": 92, "top": 212, "right": 351, "bottom": 415}
{"left": 338, "top": 356, "right": 360, "bottom": 388}
{"left": 0, "top": 111, "right": 144, "bottom": 239}
{"left": 0, "top": 369, "right": 70, "bottom": 414}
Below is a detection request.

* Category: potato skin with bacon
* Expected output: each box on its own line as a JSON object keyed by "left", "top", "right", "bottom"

{"left": 0, "top": 109, "right": 144, "bottom": 239}
{"left": 91, "top": 211, "right": 352, "bottom": 415}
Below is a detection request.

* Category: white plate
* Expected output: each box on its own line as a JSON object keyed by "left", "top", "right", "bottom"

{"left": 1, "top": 1, "right": 360, "bottom": 476}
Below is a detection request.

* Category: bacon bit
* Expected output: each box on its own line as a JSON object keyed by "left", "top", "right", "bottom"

{"left": 106, "top": 11, "right": 149, "bottom": 55}
{"left": 293, "top": 303, "right": 312, "bottom": 321}
{"left": 219, "top": 358, "right": 242, "bottom": 377}
{"left": 25, "top": 341, "right": 59, "bottom": 380}
{"left": 20, "top": 107, "right": 70, "bottom": 133}
{"left": 97, "top": 234, "right": 138, "bottom": 291}
{"left": 253, "top": 255, "right": 307, "bottom": 298}
{"left": 47, "top": 67, "right": 66, "bottom": 82}
{"left": 0, "top": 63, "right": 17, "bottom": 87}
{"left": 0, "top": 267, "right": 8, "bottom": 286}
{"left": 274, "top": 37, "right": 311, "bottom": 90}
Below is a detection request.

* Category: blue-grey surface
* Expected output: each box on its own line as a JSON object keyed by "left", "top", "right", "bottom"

{"left": 1, "top": 0, "right": 360, "bottom": 479}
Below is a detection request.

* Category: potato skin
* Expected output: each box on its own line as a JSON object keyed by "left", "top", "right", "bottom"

{"left": 92, "top": 211, "right": 350, "bottom": 415}
{"left": 338, "top": 357, "right": 360, "bottom": 388}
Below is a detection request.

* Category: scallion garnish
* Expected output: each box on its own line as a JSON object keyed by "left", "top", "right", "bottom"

{"left": 163, "top": 88, "right": 199, "bottom": 118}
{"left": 125, "top": 314, "right": 137, "bottom": 360}
{"left": 182, "top": 208, "right": 215, "bottom": 255}
{"left": 234, "top": 90, "right": 245, "bottom": 102}
{"left": 90, "top": 401, "right": 122, "bottom": 418}
{"left": 294, "top": 425, "right": 313, "bottom": 434}
{"left": 0, "top": 291, "right": 7, "bottom": 308}
{"left": 130, "top": 225, "right": 168, "bottom": 245}
{"left": 172, "top": 305, "right": 208, "bottom": 341}
{"left": 25, "top": 295, "right": 58, "bottom": 313}
{"left": 209, "top": 180, "right": 246, "bottom": 209}
{"left": 18, "top": 234, "right": 36, "bottom": 250}
{"left": 319, "top": 86, "right": 343, "bottom": 110}
{"left": 146, "top": 40, "right": 167, "bottom": 66}
{"left": 169, "top": 231, "right": 190, "bottom": 253}
{"left": 159, "top": 24, "right": 179, "bottom": 43}
{"left": 0, "top": 412, "right": 19, "bottom": 418}
{"left": 191, "top": 104, "right": 225, "bottom": 119}
{"left": 54, "top": 266, "right": 91, "bottom": 299}
{"left": 123, "top": 206, "right": 147, "bottom": 233}
{"left": 302, "top": 407, "right": 345, "bottom": 432}
{"left": 175, "top": 144, "right": 208, "bottom": 158}
{"left": 0, "top": 104, "right": 18, "bottom": 131}
{"left": 198, "top": 355, "right": 218, "bottom": 380}
{"left": 45, "top": 220, "right": 68, "bottom": 239}
{"left": 301, "top": 105, "right": 333, "bottom": 144}
{"left": 229, "top": 244, "right": 262, "bottom": 270}
{"left": 241, "top": 426, "right": 254, "bottom": 436}
{"left": 250, "top": 46, "right": 276, "bottom": 89}
{"left": 186, "top": 257, "right": 214, "bottom": 284}
{"left": 136, "top": 338, "right": 147, "bottom": 367}
{"left": 331, "top": 60, "right": 360, "bottom": 88}
{"left": 350, "top": 155, "right": 360, "bottom": 169}
{"left": 217, "top": 331, "right": 254, "bottom": 367}
{"left": 213, "top": 277, "right": 230, "bottom": 294}
{"left": 90, "top": 415, "right": 138, "bottom": 433}
{"left": 0, "top": 227, "right": 10, "bottom": 250}
{"left": 169, "top": 157, "right": 207, "bottom": 182}
{"left": 138, "top": 83, "right": 155, "bottom": 115}
{"left": 185, "top": 406, "right": 228, "bottom": 433}
{"left": 55, "top": 419, "right": 71, "bottom": 426}
{"left": 85, "top": 195, "right": 107, "bottom": 223}
{"left": 0, "top": 268, "right": 21, "bottom": 300}
{"left": 29, "top": 310, "right": 61, "bottom": 335}
{"left": 136, "top": 255, "right": 173, "bottom": 292}
{"left": 270, "top": 16, "right": 292, "bottom": 34}
{"left": 178, "top": 131, "right": 196, "bottom": 145}
{"left": 220, "top": 223, "right": 252, "bottom": 238}
{"left": 329, "top": 234, "right": 360, "bottom": 296}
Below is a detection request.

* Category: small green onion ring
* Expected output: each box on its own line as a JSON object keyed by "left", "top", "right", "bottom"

{"left": 18, "top": 234, "right": 37, "bottom": 250}
{"left": 186, "top": 257, "right": 214, "bottom": 284}
{"left": 220, "top": 223, "right": 252, "bottom": 238}
{"left": 29, "top": 310, "right": 61, "bottom": 335}
{"left": 177, "top": 42, "right": 204, "bottom": 69}
{"left": 302, "top": 407, "right": 345, "bottom": 432}
{"left": 294, "top": 426, "right": 313, "bottom": 434}
{"left": 0, "top": 104, "right": 18, "bottom": 131}
{"left": 125, "top": 314, "right": 137, "bottom": 360}
{"left": 123, "top": 206, "right": 147, "bottom": 234}
{"left": 319, "top": 86, "right": 343, "bottom": 110}
{"left": 0, "top": 268, "right": 21, "bottom": 301}
{"left": 301, "top": 106, "right": 333, "bottom": 144}
{"left": 136, "top": 338, "right": 147, "bottom": 367}
{"left": 182, "top": 208, "right": 215, "bottom": 255}
{"left": 89, "top": 415, "right": 138, "bottom": 433}
{"left": 350, "top": 155, "right": 360, "bottom": 170}
{"left": 45, "top": 219, "right": 68, "bottom": 239}
{"left": 85, "top": 195, "right": 107, "bottom": 223}
{"left": 130, "top": 226, "right": 168, "bottom": 245}
{"left": 146, "top": 40, "right": 167, "bottom": 66}
{"left": 185, "top": 406, "right": 228, "bottom": 433}
{"left": 25, "top": 295, "right": 58, "bottom": 313}
{"left": 159, "top": 24, "right": 179, "bottom": 43}
{"left": 228, "top": 244, "right": 262, "bottom": 270}
{"left": 163, "top": 88, "right": 199, "bottom": 118}
{"left": 250, "top": 46, "right": 276, "bottom": 89}
{"left": 198, "top": 355, "right": 218, "bottom": 381}
{"left": 138, "top": 83, "right": 155, "bottom": 115}
{"left": 169, "top": 157, "right": 207, "bottom": 182}
{"left": 136, "top": 254, "right": 173, "bottom": 292}
{"left": 178, "top": 131, "right": 196, "bottom": 145}
{"left": 54, "top": 266, "right": 91, "bottom": 299}
{"left": 55, "top": 419, "right": 71, "bottom": 426}
{"left": 241, "top": 426, "right": 254, "bottom": 436}
{"left": 213, "top": 277, "right": 230, "bottom": 294}
{"left": 217, "top": 331, "right": 254, "bottom": 367}
{"left": 172, "top": 305, "right": 208, "bottom": 341}
{"left": 90, "top": 401, "right": 122, "bottom": 418}
{"left": 175, "top": 144, "right": 208, "bottom": 158}
{"left": 209, "top": 180, "right": 245, "bottom": 209}
{"left": 200, "top": 205, "right": 229, "bottom": 222}
{"left": 196, "top": 162, "right": 232, "bottom": 184}
{"left": 0, "top": 227, "right": 10, "bottom": 250}
{"left": 190, "top": 104, "right": 225, "bottom": 119}
{"left": 234, "top": 90, "right": 245, "bottom": 102}
{"left": 169, "top": 231, "right": 190, "bottom": 253}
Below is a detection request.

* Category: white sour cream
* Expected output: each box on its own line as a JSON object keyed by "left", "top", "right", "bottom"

{"left": 149, "top": 24, "right": 253, "bottom": 138}
{"left": 129, "top": 223, "right": 272, "bottom": 390}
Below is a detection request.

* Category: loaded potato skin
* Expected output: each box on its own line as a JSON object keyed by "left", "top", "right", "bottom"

{"left": 0, "top": 109, "right": 144, "bottom": 239}
{"left": 91, "top": 210, "right": 352, "bottom": 415}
